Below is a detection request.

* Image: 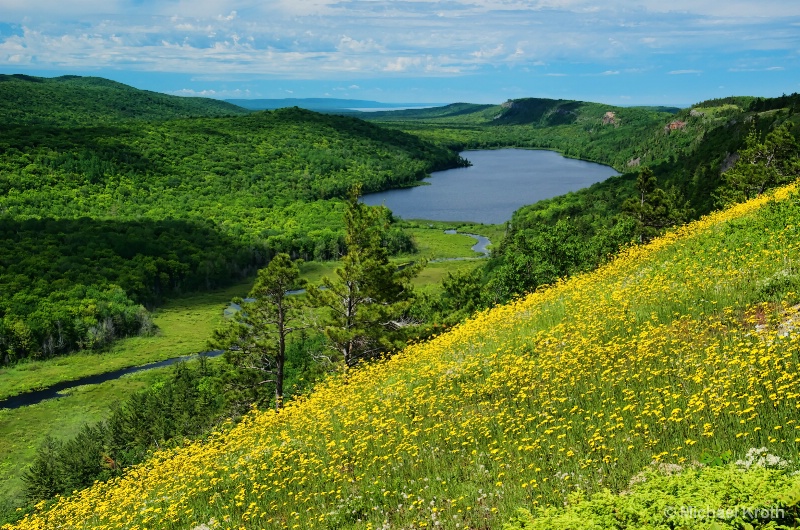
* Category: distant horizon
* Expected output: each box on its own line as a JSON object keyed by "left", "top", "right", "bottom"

{"left": 2, "top": 2, "right": 798, "bottom": 107}
{"left": 0, "top": 71, "right": 763, "bottom": 110}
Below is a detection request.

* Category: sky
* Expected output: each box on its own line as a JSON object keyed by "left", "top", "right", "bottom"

{"left": 1, "top": 1, "right": 799, "bottom": 107}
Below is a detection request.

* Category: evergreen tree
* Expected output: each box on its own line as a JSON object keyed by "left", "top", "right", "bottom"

{"left": 719, "top": 124, "right": 800, "bottom": 204}
{"left": 22, "top": 437, "right": 63, "bottom": 502}
{"left": 307, "top": 186, "right": 421, "bottom": 367}
{"left": 622, "top": 167, "right": 691, "bottom": 243}
{"left": 211, "top": 253, "right": 304, "bottom": 410}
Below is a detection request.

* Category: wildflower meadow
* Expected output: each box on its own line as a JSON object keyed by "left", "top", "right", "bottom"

{"left": 7, "top": 183, "right": 800, "bottom": 529}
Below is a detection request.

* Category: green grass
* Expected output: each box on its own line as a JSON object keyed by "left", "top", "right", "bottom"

{"left": 0, "top": 366, "right": 172, "bottom": 504}
{"left": 0, "top": 222, "right": 492, "bottom": 509}
{"left": 412, "top": 260, "right": 484, "bottom": 295}
{"left": 0, "top": 279, "right": 254, "bottom": 401}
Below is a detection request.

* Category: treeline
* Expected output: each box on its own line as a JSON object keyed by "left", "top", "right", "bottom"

{"left": 0, "top": 77, "right": 464, "bottom": 364}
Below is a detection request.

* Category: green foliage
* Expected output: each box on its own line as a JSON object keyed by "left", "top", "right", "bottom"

{"left": 0, "top": 74, "right": 249, "bottom": 125}
{"left": 503, "top": 463, "right": 800, "bottom": 530}
{"left": 21, "top": 357, "right": 226, "bottom": 504}
{"left": 211, "top": 254, "right": 305, "bottom": 411}
{"left": 718, "top": 124, "right": 800, "bottom": 204}
{"left": 622, "top": 168, "right": 693, "bottom": 243}
{"left": 0, "top": 77, "right": 463, "bottom": 363}
{"left": 307, "top": 187, "right": 422, "bottom": 366}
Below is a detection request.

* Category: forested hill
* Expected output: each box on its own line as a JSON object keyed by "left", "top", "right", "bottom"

{"left": 0, "top": 77, "right": 466, "bottom": 364}
{"left": 0, "top": 74, "right": 249, "bottom": 125}
{"left": 370, "top": 93, "right": 800, "bottom": 309}
{"left": 366, "top": 97, "right": 683, "bottom": 169}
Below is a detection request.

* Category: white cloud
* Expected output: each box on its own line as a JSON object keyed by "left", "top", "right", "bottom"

{"left": 1, "top": 0, "right": 798, "bottom": 83}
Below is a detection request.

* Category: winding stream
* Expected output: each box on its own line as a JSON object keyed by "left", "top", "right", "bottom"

{"left": 0, "top": 351, "right": 224, "bottom": 410}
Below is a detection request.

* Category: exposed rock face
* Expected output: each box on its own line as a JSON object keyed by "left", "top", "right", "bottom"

{"left": 664, "top": 120, "right": 687, "bottom": 133}
{"left": 501, "top": 100, "right": 515, "bottom": 109}
{"left": 602, "top": 111, "right": 617, "bottom": 126}
{"left": 627, "top": 157, "right": 641, "bottom": 167}
{"left": 690, "top": 109, "right": 705, "bottom": 118}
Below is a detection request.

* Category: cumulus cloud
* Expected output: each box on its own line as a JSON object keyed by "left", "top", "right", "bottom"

{"left": 0, "top": 0, "right": 798, "bottom": 83}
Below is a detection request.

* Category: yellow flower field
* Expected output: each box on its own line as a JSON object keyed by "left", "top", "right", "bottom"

{"left": 6, "top": 183, "right": 800, "bottom": 529}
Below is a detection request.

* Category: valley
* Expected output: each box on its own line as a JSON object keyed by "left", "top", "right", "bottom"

{"left": 1, "top": 75, "right": 799, "bottom": 528}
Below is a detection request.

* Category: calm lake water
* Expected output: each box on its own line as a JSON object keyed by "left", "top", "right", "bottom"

{"left": 362, "top": 149, "right": 619, "bottom": 224}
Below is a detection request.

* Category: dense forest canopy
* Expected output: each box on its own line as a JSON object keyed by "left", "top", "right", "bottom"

{"left": 0, "top": 76, "right": 466, "bottom": 363}
{"left": 0, "top": 74, "right": 249, "bottom": 125}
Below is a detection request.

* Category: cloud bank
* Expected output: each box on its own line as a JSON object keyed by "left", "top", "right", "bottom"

{"left": 1, "top": 0, "right": 798, "bottom": 79}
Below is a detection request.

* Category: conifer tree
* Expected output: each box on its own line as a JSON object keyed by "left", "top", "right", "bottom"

{"left": 622, "top": 167, "right": 690, "bottom": 243}
{"left": 211, "top": 253, "right": 303, "bottom": 410}
{"left": 307, "top": 186, "right": 420, "bottom": 367}
{"left": 719, "top": 124, "right": 799, "bottom": 204}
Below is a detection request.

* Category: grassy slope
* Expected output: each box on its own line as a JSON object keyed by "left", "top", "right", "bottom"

{"left": 0, "top": 228, "right": 488, "bottom": 506}
{"left": 8, "top": 183, "right": 799, "bottom": 529}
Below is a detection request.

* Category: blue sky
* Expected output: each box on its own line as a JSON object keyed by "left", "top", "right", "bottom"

{"left": 1, "top": 1, "right": 799, "bottom": 106}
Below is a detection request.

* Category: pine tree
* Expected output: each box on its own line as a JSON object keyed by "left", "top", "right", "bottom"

{"left": 307, "top": 186, "right": 420, "bottom": 367}
{"left": 211, "top": 253, "right": 304, "bottom": 410}
{"left": 719, "top": 124, "right": 799, "bottom": 204}
{"left": 622, "top": 168, "right": 691, "bottom": 243}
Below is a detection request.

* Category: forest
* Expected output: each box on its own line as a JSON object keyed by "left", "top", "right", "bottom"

{"left": 0, "top": 75, "right": 466, "bottom": 363}
{"left": 3, "top": 76, "right": 800, "bottom": 523}
{"left": 366, "top": 94, "right": 800, "bottom": 312}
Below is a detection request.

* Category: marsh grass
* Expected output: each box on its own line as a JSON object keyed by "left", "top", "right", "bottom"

{"left": 0, "top": 279, "right": 254, "bottom": 401}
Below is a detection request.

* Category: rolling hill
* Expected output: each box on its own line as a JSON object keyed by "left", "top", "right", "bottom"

{"left": 225, "top": 97, "right": 448, "bottom": 112}
{"left": 0, "top": 74, "right": 249, "bottom": 125}
{"left": 7, "top": 181, "right": 800, "bottom": 530}
{"left": 0, "top": 76, "right": 465, "bottom": 363}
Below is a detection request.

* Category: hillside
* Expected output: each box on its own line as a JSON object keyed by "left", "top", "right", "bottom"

{"left": 367, "top": 94, "right": 800, "bottom": 307}
{"left": 0, "top": 74, "right": 249, "bottom": 125}
{"left": 9, "top": 182, "right": 800, "bottom": 529}
{"left": 0, "top": 77, "right": 466, "bottom": 364}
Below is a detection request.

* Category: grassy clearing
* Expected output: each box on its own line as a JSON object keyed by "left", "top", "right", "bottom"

{"left": 400, "top": 221, "right": 505, "bottom": 254}
{"left": 0, "top": 366, "right": 172, "bottom": 505}
{"left": 412, "top": 260, "right": 484, "bottom": 295}
{"left": 403, "top": 228, "right": 484, "bottom": 259}
{"left": 0, "top": 279, "right": 254, "bottom": 401}
{"left": 10, "top": 185, "right": 800, "bottom": 529}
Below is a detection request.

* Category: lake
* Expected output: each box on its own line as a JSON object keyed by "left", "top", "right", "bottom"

{"left": 362, "top": 149, "right": 619, "bottom": 224}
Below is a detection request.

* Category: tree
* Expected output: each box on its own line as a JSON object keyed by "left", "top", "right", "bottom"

{"left": 306, "top": 186, "right": 420, "bottom": 367}
{"left": 622, "top": 167, "right": 690, "bottom": 243}
{"left": 719, "top": 124, "right": 799, "bottom": 204}
{"left": 211, "top": 253, "right": 303, "bottom": 411}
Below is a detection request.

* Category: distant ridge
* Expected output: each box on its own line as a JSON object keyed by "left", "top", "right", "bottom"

{"left": 225, "top": 97, "right": 449, "bottom": 111}
{"left": 0, "top": 74, "right": 249, "bottom": 125}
